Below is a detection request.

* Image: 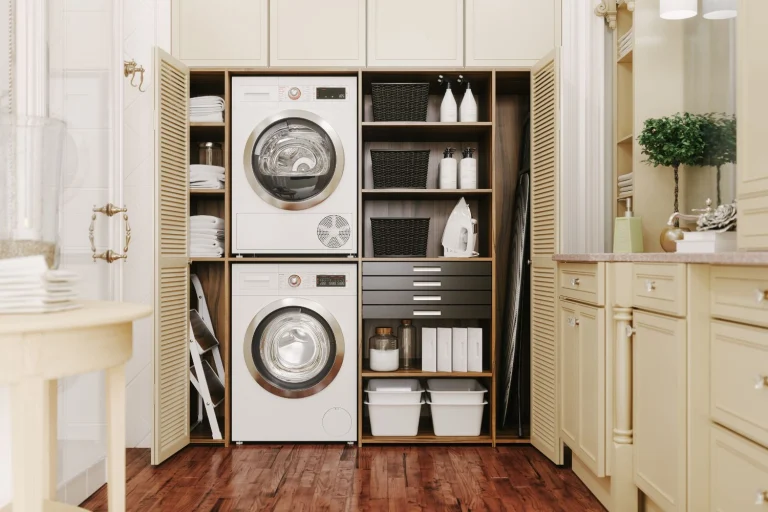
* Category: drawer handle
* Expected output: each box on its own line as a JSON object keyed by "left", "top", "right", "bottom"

{"left": 413, "top": 311, "right": 441, "bottom": 316}
{"left": 414, "top": 281, "right": 441, "bottom": 287}
{"left": 413, "top": 296, "right": 441, "bottom": 301}
{"left": 413, "top": 266, "right": 441, "bottom": 273}
{"left": 756, "top": 490, "right": 768, "bottom": 505}
{"left": 755, "top": 375, "right": 768, "bottom": 390}
{"left": 571, "top": 278, "right": 580, "bottom": 286}
{"left": 645, "top": 280, "right": 656, "bottom": 292}
{"left": 756, "top": 289, "right": 768, "bottom": 304}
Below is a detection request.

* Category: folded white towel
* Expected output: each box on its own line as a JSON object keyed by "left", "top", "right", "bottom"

{"left": 190, "top": 164, "right": 225, "bottom": 175}
{"left": 190, "top": 95, "right": 224, "bottom": 104}
{"left": 190, "top": 216, "right": 224, "bottom": 229}
{"left": 190, "top": 227, "right": 224, "bottom": 236}
{"left": 191, "top": 240, "right": 224, "bottom": 249}
{"left": 618, "top": 173, "right": 633, "bottom": 182}
{"left": 190, "top": 181, "right": 224, "bottom": 189}
{"left": 190, "top": 247, "right": 224, "bottom": 257}
{"left": 190, "top": 112, "right": 224, "bottom": 123}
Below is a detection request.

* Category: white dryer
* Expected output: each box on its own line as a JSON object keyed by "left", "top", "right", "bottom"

{"left": 232, "top": 76, "right": 357, "bottom": 255}
{"left": 232, "top": 263, "right": 357, "bottom": 442}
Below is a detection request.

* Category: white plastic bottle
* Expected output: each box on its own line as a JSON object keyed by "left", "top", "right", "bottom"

{"left": 440, "top": 82, "right": 457, "bottom": 123}
{"left": 439, "top": 148, "right": 458, "bottom": 189}
{"left": 459, "top": 148, "right": 477, "bottom": 189}
{"left": 459, "top": 82, "right": 478, "bottom": 122}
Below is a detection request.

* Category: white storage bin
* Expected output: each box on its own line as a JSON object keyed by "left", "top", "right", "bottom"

{"left": 428, "top": 400, "right": 487, "bottom": 436}
{"left": 426, "top": 379, "right": 487, "bottom": 404}
{"left": 366, "top": 401, "right": 423, "bottom": 436}
{"left": 366, "top": 378, "right": 424, "bottom": 404}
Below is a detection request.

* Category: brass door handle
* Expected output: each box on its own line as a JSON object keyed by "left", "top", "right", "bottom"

{"left": 90, "top": 203, "right": 131, "bottom": 263}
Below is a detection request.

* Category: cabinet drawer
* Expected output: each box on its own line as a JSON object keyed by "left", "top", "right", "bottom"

{"left": 711, "top": 320, "right": 768, "bottom": 447}
{"left": 362, "top": 305, "right": 491, "bottom": 319}
{"left": 711, "top": 266, "right": 768, "bottom": 328}
{"left": 363, "top": 290, "right": 491, "bottom": 305}
{"left": 711, "top": 424, "right": 768, "bottom": 511}
{"left": 362, "top": 276, "right": 492, "bottom": 291}
{"left": 558, "top": 263, "right": 604, "bottom": 305}
{"left": 632, "top": 263, "right": 687, "bottom": 316}
{"left": 362, "top": 261, "right": 492, "bottom": 276}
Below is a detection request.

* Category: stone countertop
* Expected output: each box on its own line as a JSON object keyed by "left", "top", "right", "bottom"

{"left": 553, "top": 252, "right": 768, "bottom": 265}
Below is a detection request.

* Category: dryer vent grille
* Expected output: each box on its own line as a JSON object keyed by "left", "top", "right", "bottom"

{"left": 317, "top": 215, "right": 351, "bottom": 249}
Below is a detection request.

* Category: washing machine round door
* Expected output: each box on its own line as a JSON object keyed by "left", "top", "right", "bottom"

{"left": 244, "top": 298, "right": 344, "bottom": 398}
{"left": 243, "top": 110, "right": 344, "bottom": 211}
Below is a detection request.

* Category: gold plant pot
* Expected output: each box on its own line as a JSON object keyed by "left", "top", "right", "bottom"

{"left": 660, "top": 226, "right": 690, "bottom": 253}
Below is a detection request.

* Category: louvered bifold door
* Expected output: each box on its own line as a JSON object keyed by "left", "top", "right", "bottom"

{"left": 152, "top": 48, "right": 190, "bottom": 466}
{"left": 530, "top": 49, "right": 561, "bottom": 465}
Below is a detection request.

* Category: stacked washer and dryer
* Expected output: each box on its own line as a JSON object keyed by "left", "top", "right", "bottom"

{"left": 231, "top": 77, "right": 358, "bottom": 442}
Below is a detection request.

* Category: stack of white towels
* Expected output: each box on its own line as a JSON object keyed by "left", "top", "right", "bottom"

{"left": 190, "top": 215, "right": 224, "bottom": 258}
{"left": 618, "top": 28, "right": 633, "bottom": 59}
{"left": 190, "top": 96, "right": 224, "bottom": 123}
{"left": 0, "top": 255, "right": 80, "bottom": 313}
{"left": 618, "top": 172, "right": 634, "bottom": 198}
{"left": 190, "top": 164, "right": 225, "bottom": 190}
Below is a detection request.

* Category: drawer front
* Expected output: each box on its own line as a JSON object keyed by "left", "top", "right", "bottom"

{"left": 632, "top": 263, "right": 687, "bottom": 316}
{"left": 362, "top": 305, "right": 492, "bottom": 319}
{"left": 710, "top": 424, "right": 768, "bottom": 511}
{"left": 711, "top": 320, "right": 768, "bottom": 447}
{"left": 558, "top": 262, "right": 604, "bottom": 305}
{"left": 363, "top": 290, "right": 491, "bottom": 305}
{"left": 362, "top": 261, "right": 492, "bottom": 276}
{"left": 362, "top": 276, "right": 492, "bottom": 291}
{"left": 711, "top": 266, "right": 768, "bottom": 329}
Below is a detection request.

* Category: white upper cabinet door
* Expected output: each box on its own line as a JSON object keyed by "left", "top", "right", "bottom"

{"left": 465, "top": 0, "right": 558, "bottom": 68}
{"left": 172, "top": 0, "right": 268, "bottom": 67}
{"left": 270, "top": 0, "right": 366, "bottom": 67}
{"left": 367, "top": 0, "right": 463, "bottom": 67}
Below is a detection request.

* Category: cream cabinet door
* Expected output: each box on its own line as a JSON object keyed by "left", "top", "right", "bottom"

{"left": 172, "top": 0, "right": 268, "bottom": 67}
{"left": 465, "top": 0, "right": 558, "bottom": 67}
{"left": 270, "top": 0, "right": 366, "bottom": 67}
{"left": 560, "top": 301, "right": 580, "bottom": 450}
{"left": 633, "top": 311, "right": 687, "bottom": 512}
{"left": 366, "top": 0, "right": 463, "bottom": 67}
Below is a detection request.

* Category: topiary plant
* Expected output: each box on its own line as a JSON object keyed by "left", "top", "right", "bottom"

{"left": 638, "top": 112, "right": 707, "bottom": 227}
{"left": 699, "top": 113, "right": 737, "bottom": 206}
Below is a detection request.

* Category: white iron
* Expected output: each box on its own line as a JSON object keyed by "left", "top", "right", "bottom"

{"left": 442, "top": 197, "right": 479, "bottom": 258}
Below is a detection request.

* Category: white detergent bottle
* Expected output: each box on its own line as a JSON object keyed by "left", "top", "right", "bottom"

{"left": 440, "top": 81, "right": 457, "bottom": 123}
{"left": 459, "top": 148, "right": 477, "bottom": 189}
{"left": 459, "top": 82, "right": 478, "bottom": 122}
{"left": 439, "top": 148, "right": 458, "bottom": 189}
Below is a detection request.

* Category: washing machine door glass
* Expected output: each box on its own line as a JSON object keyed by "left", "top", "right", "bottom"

{"left": 244, "top": 110, "right": 345, "bottom": 211}
{"left": 245, "top": 298, "right": 345, "bottom": 399}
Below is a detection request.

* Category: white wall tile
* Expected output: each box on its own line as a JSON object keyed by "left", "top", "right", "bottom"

{"left": 63, "top": 72, "right": 109, "bottom": 130}
{"left": 62, "top": 372, "right": 105, "bottom": 428}
{"left": 64, "top": 12, "right": 111, "bottom": 70}
{"left": 62, "top": 129, "right": 110, "bottom": 191}
{"left": 86, "top": 458, "right": 106, "bottom": 496}
{"left": 66, "top": 0, "right": 111, "bottom": 11}
{"left": 125, "top": 364, "right": 152, "bottom": 447}
{"left": 64, "top": 468, "right": 88, "bottom": 506}
{"left": 0, "top": 386, "right": 10, "bottom": 508}
{"left": 125, "top": 316, "right": 153, "bottom": 383}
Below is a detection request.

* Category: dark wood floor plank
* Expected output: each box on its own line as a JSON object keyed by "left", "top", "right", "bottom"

{"left": 81, "top": 445, "right": 605, "bottom": 512}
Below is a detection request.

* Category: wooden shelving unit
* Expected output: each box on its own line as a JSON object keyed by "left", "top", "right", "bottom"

{"left": 614, "top": 4, "right": 635, "bottom": 218}
{"left": 361, "top": 369, "right": 493, "bottom": 378}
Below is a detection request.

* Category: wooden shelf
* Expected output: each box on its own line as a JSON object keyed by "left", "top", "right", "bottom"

{"left": 362, "top": 369, "right": 493, "bottom": 378}
{"left": 362, "top": 122, "right": 492, "bottom": 142}
{"left": 495, "top": 427, "right": 530, "bottom": 444}
{"left": 190, "top": 122, "right": 225, "bottom": 127}
{"left": 190, "top": 421, "right": 225, "bottom": 445}
{"left": 362, "top": 189, "right": 492, "bottom": 200}
{"left": 190, "top": 257, "right": 225, "bottom": 262}
{"left": 617, "top": 133, "right": 633, "bottom": 144}
{"left": 231, "top": 256, "right": 357, "bottom": 262}
{"left": 361, "top": 257, "right": 492, "bottom": 262}
{"left": 190, "top": 189, "right": 225, "bottom": 195}
{"left": 362, "top": 433, "right": 493, "bottom": 445}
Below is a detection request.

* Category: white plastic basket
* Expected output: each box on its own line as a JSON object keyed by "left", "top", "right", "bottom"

{"left": 366, "top": 401, "right": 423, "bottom": 436}
{"left": 426, "top": 378, "right": 488, "bottom": 404}
{"left": 428, "top": 400, "right": 487, "bottom": 436}
{"left": 366, "top": 378, "right": 423, "bottom": 404}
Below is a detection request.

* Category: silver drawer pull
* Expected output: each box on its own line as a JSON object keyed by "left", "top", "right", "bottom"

{"left": 413, "top": 296, "right": 441, "bottom": 301}
{"left": 414, "top": 281, "right": 441, "bottom": 287}
{"left": 755, "top": 375, "right": 768, "bottom": 390}
{"left": 571, "top": 278, "right": 580, "bottom": 286}
{"left": 413, "top": 266, "right": 441, "bottom": 273}
{"left": 756, "top": 490, "right": 768, "bottom": 505}
{"left": 413, "top": 311, "right": 441, "bottom": 316}
{"left": 645, "top": 279, "right": 656, "bottom": 292}
{"left": 756, "top": 289, "right": 768, "bottom": 304}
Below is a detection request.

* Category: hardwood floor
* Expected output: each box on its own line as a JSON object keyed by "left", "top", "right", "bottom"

{"left": 81, "top": 445, "right": 605, "bottom": 511}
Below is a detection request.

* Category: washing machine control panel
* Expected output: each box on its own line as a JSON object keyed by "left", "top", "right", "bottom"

{"left": 279, "top": 272, "right": 349, "bottom": 290}
{"left": 278, "top": 85, "right": 349, "bottom": 102}
{"left": 316, "top": 274, "right": 346, "bottom": 287}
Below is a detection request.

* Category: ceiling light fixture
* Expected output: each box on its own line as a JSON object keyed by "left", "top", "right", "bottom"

{"left": 703, "top": 0, "right": 737, "bottom": 19}
{"left": 660, "top": 0, "right": 698, "bottom": 20}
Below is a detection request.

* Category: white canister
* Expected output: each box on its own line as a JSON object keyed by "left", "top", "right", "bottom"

{"left": 440, "top": 82, "right": 457, "bottom": 123}
{"left": 459, "top": 83, "right": 478, "bottom": 122}
{"left": 370, "top": 348, "right": 399, "bottom": 372}
{"left": 459, "top": 148, "right": 477, "bottom": 189}
{"left": 439, "top": 148, "right": 458, "bottom": 189}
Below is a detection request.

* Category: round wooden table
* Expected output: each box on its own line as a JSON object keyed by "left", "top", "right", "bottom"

{"left": 0, "top": 301, "right": 152, "bottom": 512}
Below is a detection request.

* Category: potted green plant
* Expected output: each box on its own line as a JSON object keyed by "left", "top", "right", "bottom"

{"left": 699, "top": 113, "right": 737, "bottom": 206}
{"left": 638, "top": 112, "right": 707, "bottom": 251}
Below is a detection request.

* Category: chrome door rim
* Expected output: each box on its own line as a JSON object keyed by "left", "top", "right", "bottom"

{"left": 243, "top": 297, "right": 345, "bottom": 399}
{"left": 243, "top": 110, "right": 345, "bottom": 211}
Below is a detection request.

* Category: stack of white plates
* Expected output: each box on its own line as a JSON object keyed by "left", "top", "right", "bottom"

{"left": 0, "top": 255, "right": 80, "bottom": 314}
{"left": 190, "top": 96, "right": 224, "bottom": 123}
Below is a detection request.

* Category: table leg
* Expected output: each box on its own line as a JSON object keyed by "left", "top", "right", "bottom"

{"left": 11, "top": 377, "right": 56, "bottom": 512}
{"left": 106, "top": 364, "right": 126, "bottom": 512}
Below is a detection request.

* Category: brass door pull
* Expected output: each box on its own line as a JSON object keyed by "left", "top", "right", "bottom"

{"left": 90, "top": 203, "right": 131, "bottom": 263}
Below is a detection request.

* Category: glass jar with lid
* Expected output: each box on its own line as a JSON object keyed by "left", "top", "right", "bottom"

{"left": 369, "top": 327, "right": 399, "bottom": 371}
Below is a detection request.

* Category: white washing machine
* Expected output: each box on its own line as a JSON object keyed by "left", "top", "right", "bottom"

{"left": 232, "top": 263, "right": 357, "bottom": 442}
{"left": 232, "top": 76, "right": 357, "bottom": 255}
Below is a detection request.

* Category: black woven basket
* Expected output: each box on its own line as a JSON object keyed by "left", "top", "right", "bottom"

{"left": 370, "top": 149, "right": 430, "bottom": 189}
{"left": 371, "top": 217, "right": 430, "bottom": 258}
{"left": 371, "top": 83, "right": 429, "bottom": 122}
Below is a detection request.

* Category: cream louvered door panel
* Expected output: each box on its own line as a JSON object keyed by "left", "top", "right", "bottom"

{"left": 530, "top": 49, "right": 561, "bottom": 464}
{"left": 151, "top": 48, "right": 190, "bottom": 466}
